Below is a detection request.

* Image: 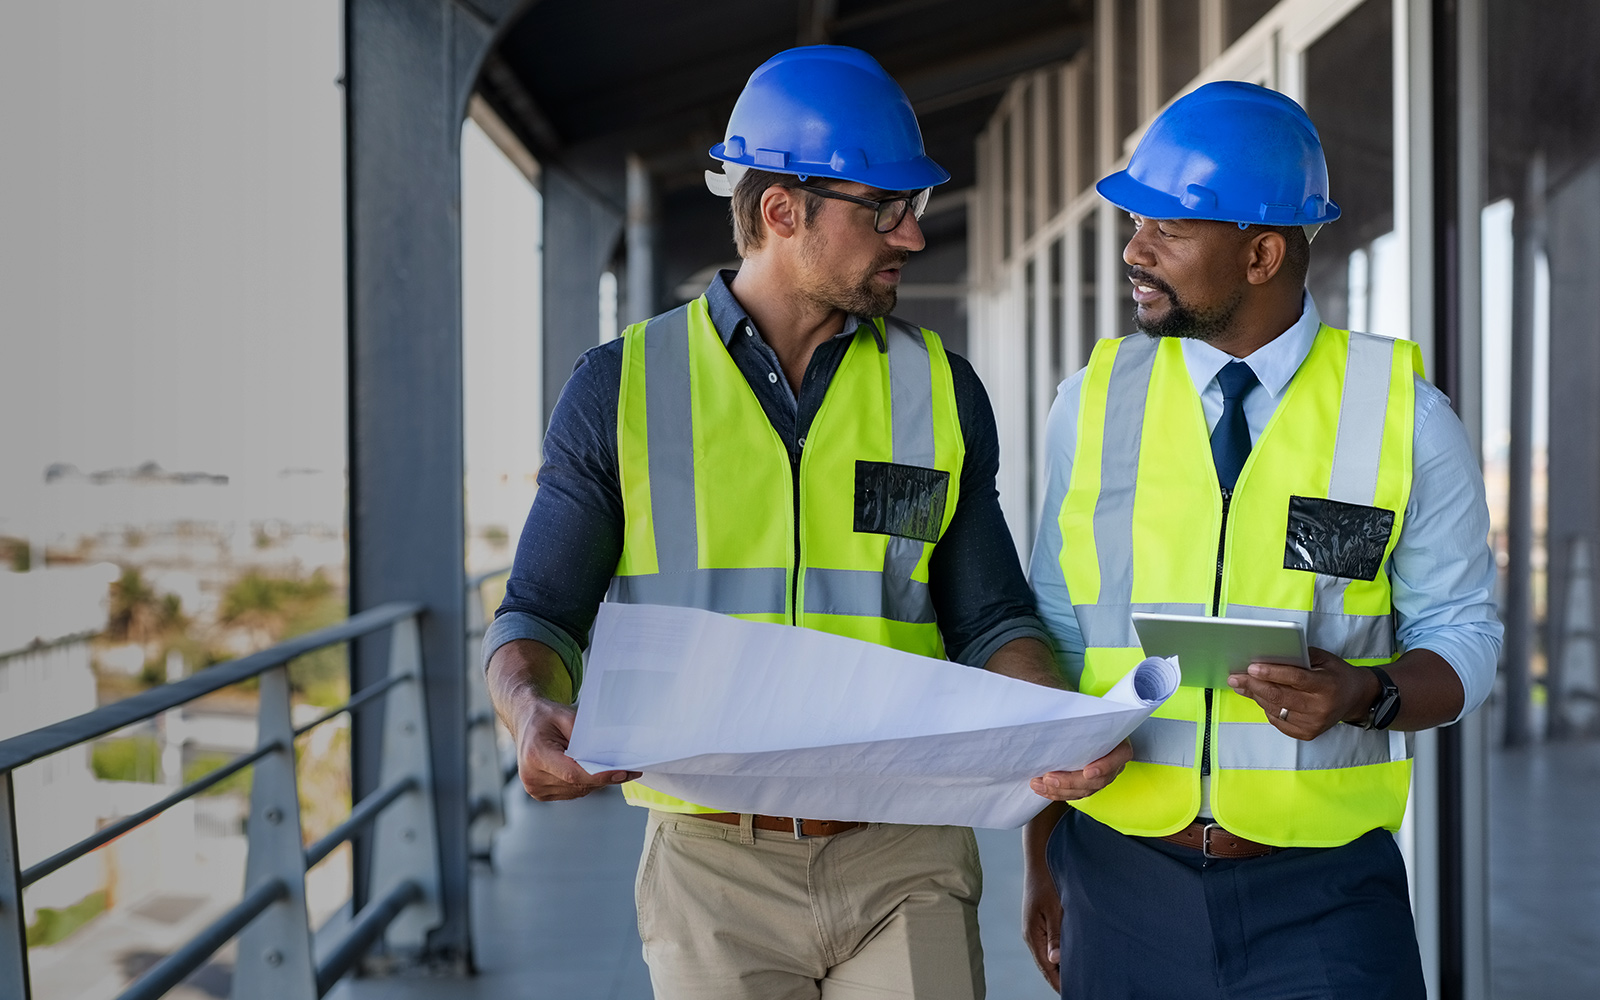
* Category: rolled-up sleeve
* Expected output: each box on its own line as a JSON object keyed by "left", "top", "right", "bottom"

{"left": 1391, "top": 379, "right": 1504, "bottom": 720}
{"left": 485, "top": 343, "right": 628, "bottom": 688}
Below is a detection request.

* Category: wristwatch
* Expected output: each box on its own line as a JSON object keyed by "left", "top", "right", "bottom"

{"left": 1362, "top": 666, "right": 1402, "bottom": 731}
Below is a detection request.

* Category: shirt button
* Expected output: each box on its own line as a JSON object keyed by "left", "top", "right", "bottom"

{"left": 767, "top": 372, "right": 778, "bottom": 383}
{"left": 798, "top": 437, "right": 806, "bottom": 448}
{"left": 745, "top": 327, "right": 753, "bottom": 337}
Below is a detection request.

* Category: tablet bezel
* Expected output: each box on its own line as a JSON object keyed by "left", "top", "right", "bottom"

{"left": 1130, "top": 612, "right": 1309, "bottom": 689}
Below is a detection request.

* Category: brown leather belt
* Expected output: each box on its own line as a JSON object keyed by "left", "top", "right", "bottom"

{"left": 696, "top": 812, "right": 863, "bottom": 839}
{"left": 1159, "top": 821, "right": 1278, "bottom": 859}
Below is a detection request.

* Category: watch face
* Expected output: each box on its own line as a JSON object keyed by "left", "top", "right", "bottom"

{"left": 1373, "top": 690, "right": 1402, "bottom": 730}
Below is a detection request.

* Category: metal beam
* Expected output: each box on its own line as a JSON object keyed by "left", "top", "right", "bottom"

{"left": 900, "top": 27, "right": 1088, "bottom": 113}
{"left": 541, "top": 167, "right": 623, "bottom": 425}
{"left": 625, "top": 153, "right": 658, "bottom": 326}
{"left": 345, "top": 0, "right": 511, "bottom": 968}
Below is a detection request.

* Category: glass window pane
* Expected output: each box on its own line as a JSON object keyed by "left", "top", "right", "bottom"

{"left": 1115, "top": 0, "right": 1140, "bottom": 147}
{"left": 1225, "top": 0, "right": 1278, "bottom": 46}
{"left": 1046, "top": 70, "right": 1064, "bottom": 219}
{"left": 1024, "top": 257, "right": 1038, "bottom": 521}
{"left": 1051, "top": 237, "right": 1066, "bottom": 383}
{"left": 1023, "top": 83, "right": 1037, "bottom": 240}
{"left": 1080, "top": 215, "right": 1098, "bottom": 345}
{"left": 1077, "top": 52, "right": 1098, "bottom": 194}
{"left": 1158, "top": 0, "right": 1200, "bottom": 105}
{"left": 1302, "top": 0, "right": 1394, "bottom": 334}
{"left": 1483, "top": 0, "right": 1600, "bottom": 989}
{"left": 1000, "top": 115, "right": 1013, "bottom": 258}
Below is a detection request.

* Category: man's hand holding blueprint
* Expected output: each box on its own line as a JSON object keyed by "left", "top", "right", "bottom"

{"left": 566, "top": 604, "right": 1177, "bottom": 829}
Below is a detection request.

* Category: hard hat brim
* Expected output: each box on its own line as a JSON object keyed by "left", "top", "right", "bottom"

{"left": 1096, "top": 169, "right": 1341, "bottom": 226}
{"left": 710, "top": 143, "right": 951, "bottom": 192}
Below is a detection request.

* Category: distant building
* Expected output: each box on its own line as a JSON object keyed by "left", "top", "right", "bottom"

{"left": 0, "top": 565, "right": 116, "bottom": 921}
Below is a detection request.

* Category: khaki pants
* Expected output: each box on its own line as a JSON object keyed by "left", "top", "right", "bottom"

{"left": 636, "top": 811, "right": 985, "bottom": 1000}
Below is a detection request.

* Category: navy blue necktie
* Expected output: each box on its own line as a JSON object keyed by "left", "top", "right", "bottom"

{"left": 1211, "top": 361, "right": 1259, "bottom": 491}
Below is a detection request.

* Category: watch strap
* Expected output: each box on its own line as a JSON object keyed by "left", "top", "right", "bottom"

{"left": 1365, "top": 666, "right": 1401, "bottom": 730}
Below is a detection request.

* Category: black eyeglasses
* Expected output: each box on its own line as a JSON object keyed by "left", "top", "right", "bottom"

{"left": 794, "top": 183, "right": 932, "bottom": 234}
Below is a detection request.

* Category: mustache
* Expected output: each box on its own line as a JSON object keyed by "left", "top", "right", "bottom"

{"left": 874, "top": 251, "right": 911, "bottom": 272}
{"left": 1127, "top": 267, "right": 1176, "bottom": 299}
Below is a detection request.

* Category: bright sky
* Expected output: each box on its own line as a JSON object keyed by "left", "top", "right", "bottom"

{"left": 0, "top": 1, "right": 547, "bottom": 543}
{"left": 1, "top": 1, "right": 346, "bottom": 484}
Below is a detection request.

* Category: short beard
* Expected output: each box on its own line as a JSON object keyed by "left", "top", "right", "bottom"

{"left": 798, "top": 228, "right": 906, "bottom": 318}
{"left": 1129, "top": 268, "right": 1240, "bottom": 342}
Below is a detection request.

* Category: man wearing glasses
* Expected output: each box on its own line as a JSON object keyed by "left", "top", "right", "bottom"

{"left": 483, "top": 45, "right": 1130, "bottom": 1000}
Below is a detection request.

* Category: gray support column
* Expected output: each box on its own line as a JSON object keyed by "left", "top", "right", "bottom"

{"left": 625, "top": 153, "right": 658, "bottom": 327}
{"left": 1502, "top": 152, "right": 1545, "bottom": 749}
{"left": 344, "top": 0, "right": 515, "bottom": 967}
{"left": 542, "top": 168, "right": 623, "bottom": 424}
{"left": 1543, "top": 162, "right": 1600, "bottom": 741}
{"left": 1446, "top": 2, "right": 1490, "bottom": 997}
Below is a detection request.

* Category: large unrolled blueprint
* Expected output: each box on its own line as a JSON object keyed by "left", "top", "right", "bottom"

{"left": 566, "top": 603, "right": 1178, "bottom": 829}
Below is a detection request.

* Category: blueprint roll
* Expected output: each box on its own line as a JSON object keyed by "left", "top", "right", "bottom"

{"left": 567, "top": 604, "right": 1184, "bottom": 828}
{"left": 1103, "top": 655, "right": 1182, "bottom": 708}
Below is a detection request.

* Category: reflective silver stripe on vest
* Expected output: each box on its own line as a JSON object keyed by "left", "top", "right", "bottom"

{"left": 1223, "top": 604, "right": 1395, "bottom": 661}
{"left": 804, "top": 568, "right": 937, "bottom": 624}
{"left": 1216, "top": 719, "right": 1409, "bottom": 770}
{"left": 1075, "top": 602, "right": 1209, "bottom": 649}
{"left": 874, "top": 318, "right": 939, "bottom": 624}
{"left": 1090, "top": 336, "right": 1158, "bottom": 618}
{"left": 1129, "top": 716, "right": 1198, "bottom": 768}
{"left": 1313, "top": 332, "right": 1397, "bottom": 631}
{"left": 643, "top": 305, "right": 699, "bottom": 574}
{"left": 608, "top": 567, "right": 788, "bottom": 616}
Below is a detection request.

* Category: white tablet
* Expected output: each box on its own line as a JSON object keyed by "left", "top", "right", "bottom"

{"left": 1130, "top": 612, "right": 1309, "bottom": 689}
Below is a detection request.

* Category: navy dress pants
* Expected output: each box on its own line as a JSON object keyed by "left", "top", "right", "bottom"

{"left": 1047, "top": 810, "right": 1426, "bottom": 1000}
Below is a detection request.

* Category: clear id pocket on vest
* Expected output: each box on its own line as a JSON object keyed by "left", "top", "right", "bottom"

{"left": 1282, "top": 495, "right": 1396, "bottom": 581}
{"left": 854, "top": 460, "right": 949, "bottom": 544}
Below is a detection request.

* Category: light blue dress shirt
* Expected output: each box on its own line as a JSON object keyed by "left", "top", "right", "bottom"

{"left": 1028, "top": 294, "right": 1503, "bottom": 722}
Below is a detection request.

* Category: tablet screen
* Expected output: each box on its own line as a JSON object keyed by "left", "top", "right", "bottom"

{"left": 1130, "top": 612, "right": 1309, "bottom": 689}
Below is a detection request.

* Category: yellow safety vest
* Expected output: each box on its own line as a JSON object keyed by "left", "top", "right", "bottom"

{"left": 608, "top": 296, "right": 966, "bottom": 812}
{"left": 1058, "top": 325, "right": 1422, "bottom": 847}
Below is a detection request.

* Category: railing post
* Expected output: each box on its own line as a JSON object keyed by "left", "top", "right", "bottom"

{"left": 1, "top": 772, "right": 31, "bottom": 1000}
{"left": 465, "top": 580, "right": 505, "bottom": 859}
{"left": 368, "top": 616, "right": 442, "bottom": 954}
{"left": 232, "top": 666, "right": 316, "bottom": 1000}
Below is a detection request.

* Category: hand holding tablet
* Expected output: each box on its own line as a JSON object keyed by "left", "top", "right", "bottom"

{"left": 1130, "top": 612, "right": 1309, "bottom": 689}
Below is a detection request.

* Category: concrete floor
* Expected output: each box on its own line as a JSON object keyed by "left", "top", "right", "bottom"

{"left": 1488, "top": 738, "right": 1600, "bottom": 999}
{"left": 334, "top": 786, "right": 1052, "bottom": 1000}
{"left": 257, "top": 739, "right": 1600, "bottom": 999}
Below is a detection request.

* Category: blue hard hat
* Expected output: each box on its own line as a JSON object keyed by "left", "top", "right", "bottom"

{"left": 709, "top": 45, "right": 950, "bottom": 193}
{"left": 1096, "top": 81, "right": 1340, "bottom": 227}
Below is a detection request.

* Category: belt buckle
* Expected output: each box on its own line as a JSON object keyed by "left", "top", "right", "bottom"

{"left": 792, "top": 817, "right": 807, "bottom": 840}
{"left": 1201, "top": 822, "right": 1224, "bottom": 859}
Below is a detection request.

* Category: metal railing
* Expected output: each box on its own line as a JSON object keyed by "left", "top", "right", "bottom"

{"left": 465, "top": 567, "right": 513, "bottom": 859}
{"left": 0, "top": 602, "right": 441, "bottom": 1000}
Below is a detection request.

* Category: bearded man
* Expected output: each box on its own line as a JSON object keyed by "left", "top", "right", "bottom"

{"left": 483, "top": 45, "right": 1130, "bottom": 1000}
{"left": 1023, "top": 81, "right": 1501, "bottom": 999}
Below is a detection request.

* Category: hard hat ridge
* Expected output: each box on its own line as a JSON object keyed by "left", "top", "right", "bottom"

{"left": 1096, "top": 80, "right": 1340, "bottom": 231}
{"left": 707, "top": 45, "right": 950, "bottom": 196}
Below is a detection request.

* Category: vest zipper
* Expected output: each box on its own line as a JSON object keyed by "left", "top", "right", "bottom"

{"left": 789, "top": 446, "right": 802, "bottom": 626}
{"left": 1201, "top": 487, "right": 1233, "bottom": 780}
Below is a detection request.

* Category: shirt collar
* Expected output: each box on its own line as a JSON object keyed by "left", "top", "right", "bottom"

{"left": 705, "top": 268, "right": 871, "bottom": 347}
{"left": 1178, "top": 291, "right": 1323, "bottom": 399}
